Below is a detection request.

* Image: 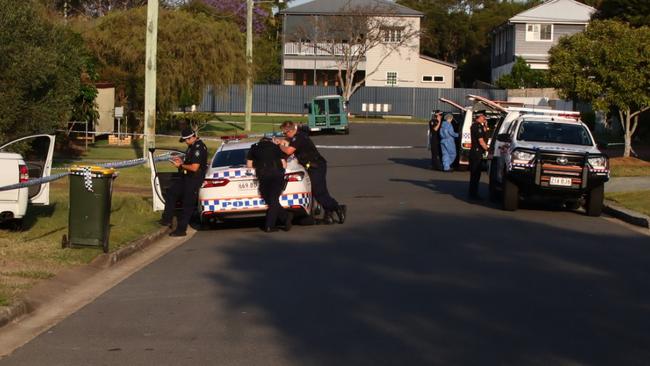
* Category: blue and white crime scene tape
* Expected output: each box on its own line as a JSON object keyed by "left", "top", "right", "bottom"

{"left": 0, "top": 152, "right": 180, "bottom": 192}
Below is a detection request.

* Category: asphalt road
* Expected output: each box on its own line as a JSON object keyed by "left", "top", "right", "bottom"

{"left": 2, "top": 124, "right": 649, "bottom": 366}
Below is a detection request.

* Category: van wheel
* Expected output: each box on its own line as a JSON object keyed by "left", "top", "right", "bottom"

{"left": 502, "top": 178, "right": 519, "bottom": 211}
{"left": 9, "top": 219, "right": 23, "bottom": 232}
{"left": 585, "top": 184, "right": 604, "bottom": 217}
{"left": 343, "top": 128, "right": 350, "bottom": 135}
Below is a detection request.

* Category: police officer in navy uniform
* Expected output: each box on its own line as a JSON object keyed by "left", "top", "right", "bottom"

{"left": 246, "top": 137, "right": 293, "bottom": 232}
{"left": 428, "top": 109, "right": 443, "bottom": 170}
{"left": 468, "top": 113, "right": 489, "bottom": 200}
{"left": 160, "top": 127, "right": 208, "bottom": 236}
{"left": 275, "top": 121, "right": 346, "bottom": 225}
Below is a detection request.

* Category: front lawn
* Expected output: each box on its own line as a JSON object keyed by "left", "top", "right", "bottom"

{"left": 609, "top": 157, "right": 650, "bottom": 177}
{"left": 606, "top": 190, "right": 650, "bottom": 217}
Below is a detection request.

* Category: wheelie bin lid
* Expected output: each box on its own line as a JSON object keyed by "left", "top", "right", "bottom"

{"left": 69, "top": 165, "right": 117, "bottom": 176}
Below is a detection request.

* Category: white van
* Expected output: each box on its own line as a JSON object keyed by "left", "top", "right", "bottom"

{"left": 0, "top": 135, "right": 55, "bottom": 229}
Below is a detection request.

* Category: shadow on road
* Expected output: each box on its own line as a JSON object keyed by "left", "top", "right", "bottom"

{"left": 204, "top": 210, "right": 650, "bottom": 366}
{"left": 388, "top": 157, "right": 432, "bottom": 171}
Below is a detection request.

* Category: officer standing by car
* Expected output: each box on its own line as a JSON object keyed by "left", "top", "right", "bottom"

{"left": 468, "top": 113, "right": 490, "bottom": 200}
{"left": 246, "top": 137, "right": 293, "bottom": 232}
{"left": 428, "top": 110, "right": 443, "bottom": 170}
{"left": 275, "top": 121, "right": 346, "bottom": 225}
{"left": 160, "top": 127, "right": 208, "bottom": 236}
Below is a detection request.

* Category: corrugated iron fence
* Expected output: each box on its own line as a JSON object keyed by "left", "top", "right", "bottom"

{"left": 199, "top": 85, "right": 506, "bottom": 120}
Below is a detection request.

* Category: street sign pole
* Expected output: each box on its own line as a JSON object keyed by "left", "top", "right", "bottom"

{"left": 144, "top": 0, "right": 159, "bottom": 163}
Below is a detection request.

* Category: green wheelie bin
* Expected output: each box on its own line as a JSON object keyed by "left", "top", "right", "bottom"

{"left": 65, "top": 166, "right": 117, "bottom": 253}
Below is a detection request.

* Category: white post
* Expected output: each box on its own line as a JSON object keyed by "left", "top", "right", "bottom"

{"left": 144, "top": 0, "right": 159, "bottom": 160}
{"left": 245, "top": 0, "right": 254, "bottom": 132}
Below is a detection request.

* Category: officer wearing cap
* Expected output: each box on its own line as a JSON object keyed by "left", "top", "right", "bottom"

{"left": 468, "top": 113, "right": 489, "bottom": 200}
{"left": 275, "top": 121, "right": 346, "bottom": 225}
{"left": 428, "top": 110, "right": 443, "bottom": 171}
{"left": 246, "top": 137, "right": 293, "bottom": 232}
{"left": 160, "top": 127, "right": 208, "bottom": 236}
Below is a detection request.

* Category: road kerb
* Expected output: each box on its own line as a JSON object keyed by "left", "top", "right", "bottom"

{"left": 0, "top": 225, "right": 171, "bottom": 330}
{"left": 604, "top": 200, "right": 650, "bottom": 230}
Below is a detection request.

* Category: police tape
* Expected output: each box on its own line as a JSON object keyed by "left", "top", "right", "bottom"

{"left": 0, "top": 152, "right": 180, "bottom": 192}
{"left": 315, "top": 145, "right": 421, "bottom": 149}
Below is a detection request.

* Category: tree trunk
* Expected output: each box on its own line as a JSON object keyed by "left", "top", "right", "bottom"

{"left": 623, "top": 108, "right": 632, "bottom": 158}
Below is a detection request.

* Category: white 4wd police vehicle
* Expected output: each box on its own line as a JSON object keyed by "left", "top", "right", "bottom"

{"left": 488, "top": 114, "right": 609, "bottom": 216}
{"left": 0, "top": 134, "right": 55, "bottom": 228}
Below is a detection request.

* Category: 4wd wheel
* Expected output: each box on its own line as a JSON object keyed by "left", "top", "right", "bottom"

{"left": 585, "top": 184, "right": 604, "bottom": 217}
{"left": 488, "top": 159, "right": 500, "bottom": 202}
{"left": 502, "top": 178, "right": 519, "bottom": 211}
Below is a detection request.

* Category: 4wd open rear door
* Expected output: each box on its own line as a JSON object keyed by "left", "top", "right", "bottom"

{"left": 0, "top": 134, "right": 55, "bottom": 205}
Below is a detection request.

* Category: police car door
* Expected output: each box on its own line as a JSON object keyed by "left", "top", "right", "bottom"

{"left": 148, "top": 148, "right": 185, "bottom": 211}
{"left": 0, "top": 134, "right": 55, "bottom": 205}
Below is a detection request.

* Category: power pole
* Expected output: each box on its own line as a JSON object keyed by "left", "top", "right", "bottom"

{"left": 245, "top": 0, "right": 254, "bottom": 132}
{"left": 144, "top": 0, "right": 159, "bottom": 161}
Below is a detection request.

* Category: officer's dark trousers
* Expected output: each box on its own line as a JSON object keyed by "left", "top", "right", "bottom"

{"left": 258, "top": 171, "right": 288, "bottom": 229}
{"left": 468, "top": 152, "right": 482, "bottom": 198}
{"left": 162, "top": 177, "right": 202, "bottom": 233}
{"left": 307, "top": 162, "right": 339, "bottom": 212}
{"left": 430, "top": 136, "right": 442, "bottom": 171}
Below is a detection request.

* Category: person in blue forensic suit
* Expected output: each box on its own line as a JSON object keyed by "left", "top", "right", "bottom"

{"left": 440, "top": 113, "right": 459, "bottom": 172}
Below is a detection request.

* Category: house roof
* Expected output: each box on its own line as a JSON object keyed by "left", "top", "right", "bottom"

{"left": 509, "top": 0, "right": 595, "bottom": 24}
{"left": 420, "top": 55, "right": 457, "bottom": 69}
{"left": 279, "top": 0, "right": 423, "bottom": 17}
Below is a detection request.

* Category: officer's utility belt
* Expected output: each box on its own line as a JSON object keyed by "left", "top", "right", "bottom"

{"left": 304, "top": 160, "right": 323, "bottom": 170}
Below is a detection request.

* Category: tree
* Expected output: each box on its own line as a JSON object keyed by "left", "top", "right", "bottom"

{"left": 495, "top": 57, "right": 548, "bottom": 89}
{"left": 593, "top": 0, "right": 650, "bottom": 27}
{"left": 549, "top": 20, "right": 650, "bottom": 157}
{"left": 290, "top": 1, "right": 420, "bottom": 103}
{"left": 0, "top": 0, "right": 87, "bottom": 142}
{"left": 77, "top": 6, "right": 246, "bottom": 122}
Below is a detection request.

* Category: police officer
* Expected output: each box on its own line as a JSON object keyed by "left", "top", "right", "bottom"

{"left": 468, "top": 113, "right": 489, "bottom": 200}
{"left": 275, "top": 121, "right": 346, "bottom": 225}
{"left": 428, "top": 110, "right": 443, "bottom": 170}
{"left": 159, "top": 127, "right": 208, "bottom": 236}
{"left": 246, "top": 137, "right": 293, "bottom": 232}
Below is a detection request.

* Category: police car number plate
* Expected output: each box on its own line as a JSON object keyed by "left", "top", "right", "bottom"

{"left": 549, "top": 177, "right": 572, "bottom": 186}
{"left": 238, "top": 181, "right": 258, "bottom": 190}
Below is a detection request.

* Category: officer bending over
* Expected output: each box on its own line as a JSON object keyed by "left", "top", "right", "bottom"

{"left": 160, "top": 127, "right": 208, "bottom": 236}
{"left": 275, "top": 121, "right": 346, "bottom": 225}
{"left": 247, "top": 137, "right": 293, "bottom": 232}
{"left": 468, "top": 113, "right": 489, "bottom": 200}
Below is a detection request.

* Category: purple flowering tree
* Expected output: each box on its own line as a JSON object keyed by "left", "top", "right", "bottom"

{"left": 201, "top": 0, "right": 269, "bottom": 33}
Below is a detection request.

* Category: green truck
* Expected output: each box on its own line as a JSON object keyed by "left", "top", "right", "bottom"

{"left": 305, "top": 95, "right": 349, "bottom": 134}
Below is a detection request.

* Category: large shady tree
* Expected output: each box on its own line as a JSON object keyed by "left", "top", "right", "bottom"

{"left": 0, "top": 0, "right": 87, "bottom": 142}
{"left": 79, "top": 6, "right": 246, "bottom": 119}
{"left": 549, "top": 20, "right": 650, "bottom": 157}
{"left": 290, "top": 1, "right": 420, "bottom": 103}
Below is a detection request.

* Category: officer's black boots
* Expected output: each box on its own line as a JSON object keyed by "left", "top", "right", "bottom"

{"left": 335, "top": 205, "right": 347, "bottom": 224}
{"left": 322, "top": 211, "right": 335, "bottom": 225}
{"left": 283, "top": 212, "right": 294, "bottom": 232}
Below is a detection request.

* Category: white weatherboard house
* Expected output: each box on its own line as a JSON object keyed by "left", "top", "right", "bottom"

{"left": 279, "top": 0, "right": 456, "bottom": 88}
{"left": 491, "top": 0, "right": 596, "bottom": 83}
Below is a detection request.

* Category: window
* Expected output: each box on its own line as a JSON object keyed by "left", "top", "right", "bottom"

{"left": 386, "top": 72, "right": 398, "bottom": 86}
{"left": 517, "top": 121, "right": 593, "bottom": 146}
{"left": 382, "top": 27, "right": 402, "bottom": 43}
{"left": 526, "top": 23, "right": 553, "bottom": 41}
{"left": 422, "top": 75, "right": 444, "bottom": 83}
{"left": 212, "top": 149, "right": 249, "bottom": 168}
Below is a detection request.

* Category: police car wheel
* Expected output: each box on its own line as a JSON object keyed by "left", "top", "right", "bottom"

{"left": 585, "top": 184, "right": 604, "bottom": 217}
{"left": 502, "top": 178, "right": 519, "bottom": 211}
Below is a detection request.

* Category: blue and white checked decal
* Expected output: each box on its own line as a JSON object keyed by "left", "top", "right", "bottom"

{"left": 211, "top": 169, "right": 252, "bottom": 179}
{"left": 202, "top": 193, "right": 311, "bottom": 212}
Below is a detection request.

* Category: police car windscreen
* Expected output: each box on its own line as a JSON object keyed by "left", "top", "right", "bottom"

{"left": 517, "top": 121, "right": 593, "bottom": 146}
{"left": 212, "top": 149, "right": 249, "bottom": 168}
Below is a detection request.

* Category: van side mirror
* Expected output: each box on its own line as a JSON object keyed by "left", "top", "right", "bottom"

{"left": 496, "top": 133, "right": 511, "bottom": 143}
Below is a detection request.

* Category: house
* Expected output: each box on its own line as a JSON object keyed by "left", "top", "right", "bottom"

{"left": 279, "top": 0, "right": 456, "bottom": 89}
{"left": 490, "top": 0, "right": 596, "bottom": 83}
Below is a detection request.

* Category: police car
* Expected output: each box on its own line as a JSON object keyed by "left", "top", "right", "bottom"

{"left": 197, "top": 140, "right": 316, "bottom": 225}
{"left": 488, "top": 113, "right": 609, "bottom": 216}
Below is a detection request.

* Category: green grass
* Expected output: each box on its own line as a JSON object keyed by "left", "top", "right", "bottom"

{"left": 1, "top": 145, "right": 165, "bottom": 306}
{"left": 609, "top": 157, "right": 650, "bottom": 177}
{"left": 606, "top": 190, "right": 650, "bottom": 217}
